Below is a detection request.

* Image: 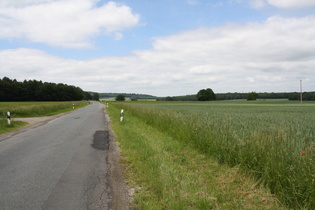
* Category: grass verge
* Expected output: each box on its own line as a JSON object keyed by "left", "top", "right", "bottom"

{"left": 0, "top": 118, "right": 28, "bottom": 135}
{"left": 107, "top": 103, "right": 284, "bottom": 209}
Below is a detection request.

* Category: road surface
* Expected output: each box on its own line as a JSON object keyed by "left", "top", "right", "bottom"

{"left": 0, "top": 102, "right": 124, "bottom": 210}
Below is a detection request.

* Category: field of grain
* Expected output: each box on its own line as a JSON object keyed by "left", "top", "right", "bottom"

{"left": 109, "top": 100, "right": 315, "bottom": 209}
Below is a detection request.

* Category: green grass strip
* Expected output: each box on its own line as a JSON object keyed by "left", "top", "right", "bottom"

{"left": 0, "top": 119, "right": 28, "bottom": 135}
{"left": 107, "top": 104, "right": 284, "bottom": 209}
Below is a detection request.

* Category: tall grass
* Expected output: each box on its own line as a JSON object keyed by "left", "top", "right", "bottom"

{"left": 107, "top": 103, "right": 283, "bottom": 209}
{"left": 111, "top": 101, "right": 315, "bottom": 209}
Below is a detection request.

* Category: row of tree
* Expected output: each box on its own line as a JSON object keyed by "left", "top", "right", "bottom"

{"left": 98, "top": 92, "right": 156, "bottom": 100}
{"left": 217, "top": 92, "right": 315, "bottom": 101}
{"left": 0, "top": 77, "right": 92, "bottom": 101}
{"left": 160, "top": 91, "right": 315, "bottom": 101}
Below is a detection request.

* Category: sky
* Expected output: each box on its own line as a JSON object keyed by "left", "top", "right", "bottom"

{"left": 0, "top": 0, "right": 315, "bottom": 96}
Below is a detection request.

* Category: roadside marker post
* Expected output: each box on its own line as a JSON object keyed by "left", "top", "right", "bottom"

{"left": 73, "top": 103, "right": 75, "bottom": 109}
{"left": 120, "top": 109, "right": 124, "bottom": 122}
{"left": 7, "top": 111, "right": 11, "bottom": 125}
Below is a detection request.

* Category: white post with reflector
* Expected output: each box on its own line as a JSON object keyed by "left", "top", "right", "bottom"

{"left": 120, "top": 109, "right": 124, "bottom": 122}
{"left": 7, "top": 111, "right": 11, "bottom": 125}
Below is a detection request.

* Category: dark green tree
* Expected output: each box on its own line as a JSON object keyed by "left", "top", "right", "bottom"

{"left": 247, "top": 92, "right": 258, "bottom": 101}
{"left": 0, "top": 77, "right": 85, "bottom": 101}
{"left": 197, "top": 88, "right": 216, "bottom": 101}
{"left": 116, "top": 94, "right": 125, "bottom": 101}
{"left": 83, "top": 92, "right": 93, "bottom": 100}
{"left": 92, "top": 93, "right": 100, "bottom": 101}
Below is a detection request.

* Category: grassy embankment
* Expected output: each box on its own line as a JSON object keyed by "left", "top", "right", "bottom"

{"left": 0, "top": 101, "right": 89, "bottom": 134}
{"left": 106, "top": 100, "right": 315, "bottom": 209}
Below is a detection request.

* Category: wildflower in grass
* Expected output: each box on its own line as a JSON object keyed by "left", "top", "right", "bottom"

{"left": 301, "top": 151, "right": 306, "bottom": 156}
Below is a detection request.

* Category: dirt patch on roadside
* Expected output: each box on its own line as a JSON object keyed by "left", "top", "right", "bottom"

{"left": 0, "top": 113, "right": 68, "bottom": 142}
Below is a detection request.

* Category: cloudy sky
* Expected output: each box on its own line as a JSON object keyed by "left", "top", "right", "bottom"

{"left": 1, "top": 0, "right": 315, "bottom": 96}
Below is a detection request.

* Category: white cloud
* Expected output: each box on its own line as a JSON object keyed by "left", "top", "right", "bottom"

{"left": 247, "top": 0, "right": 315, "bottom": 9}
{"left": 249, "top": 0, "right": 266, "bottom": 9}
{"left": 0, "top": 0, "right": 55, "bottom": 7}
{"left": 267, "top": 0, "right": 315, "bottom": 8}
{"left": 187, "top": 0, "right": 198, "bottom": 5}
{"left": 1, "top": 16, "right": 315, "bottom": 95}
{"left": 0, "top": 0, "right": 140, "bottom": 48}
{"left": 113, "top": 32, "right": 123, "bottom": 40}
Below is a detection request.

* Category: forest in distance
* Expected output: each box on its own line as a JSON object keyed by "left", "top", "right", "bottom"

{"left": 0, "top": 77, "right": 92, "bottom": 101}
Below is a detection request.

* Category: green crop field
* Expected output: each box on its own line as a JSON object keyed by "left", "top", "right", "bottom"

{"left": 107, "top": 99, "right": 315, "bottom": 209}
{"left": 0, "top": 101, "right": 89, "bottom": 134}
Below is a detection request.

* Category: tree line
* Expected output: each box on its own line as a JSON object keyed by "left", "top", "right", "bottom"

{"left": 159, "top": 91, "right": 315, "bottom": 101}
{"left": 98, "top": 92, "right": 156, "bottom": 100}
{"left": 0, "top": 77, "right": 92, "bottom": 101}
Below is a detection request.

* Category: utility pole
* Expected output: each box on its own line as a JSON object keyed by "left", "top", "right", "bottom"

{"left": 300, "top": 79, "right": 303, "bottom": 104}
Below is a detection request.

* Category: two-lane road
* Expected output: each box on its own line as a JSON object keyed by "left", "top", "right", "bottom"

{"left": 0, "top": 102, "right": 111, "bottom": 209}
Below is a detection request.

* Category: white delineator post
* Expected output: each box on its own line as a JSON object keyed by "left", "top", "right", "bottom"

{"left": 7, "top": 111, "right": 11, "bottom": 125}
{"left": 120, "top": 109, "right": 124, "bottom": 122}
{"left": 73, "top": 103, "right": 75, "bottom": 109}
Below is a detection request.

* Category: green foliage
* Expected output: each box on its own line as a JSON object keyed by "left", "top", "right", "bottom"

{"left": 111, "top": 100, "right": 315, "bottom": 209}
{"left": 0, "top": 77, "right": 87, "bottom": 101}
{"left": 159, "top": 94, "right": 197, "bottom": 101}
{"left": 92, "top": 93, "right": 100, "bottom": 101}
{"left": 115, "top": 94, "right": 125, "bottom": 101}
{"left": 247, "top": 92, "right": 258, "bottom": 100}
{"left": 197, "top": 88, "right": 216, "bottom": 101}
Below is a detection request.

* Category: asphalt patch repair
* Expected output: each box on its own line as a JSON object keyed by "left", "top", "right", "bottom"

{"left": 92, "top": 130, "right": 109, "bottom": 150}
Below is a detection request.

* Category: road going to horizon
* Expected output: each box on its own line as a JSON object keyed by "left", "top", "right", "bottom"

{"left": 0, "top": 102, "right": 111, "bottom": 209}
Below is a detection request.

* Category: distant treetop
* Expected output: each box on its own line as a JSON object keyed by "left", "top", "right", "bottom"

{"left": 197, "top": 88, "right": 216, "bottom": 101}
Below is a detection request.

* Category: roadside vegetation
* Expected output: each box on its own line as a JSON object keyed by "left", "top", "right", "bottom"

{"left": 107, "top": 100, "right": 315, "bottom": 209}
{"left": 0, "top": 101, "right": 89, "bottom": 134}
{"left": 0, "top": 119, "right": 28, "bottom": 135}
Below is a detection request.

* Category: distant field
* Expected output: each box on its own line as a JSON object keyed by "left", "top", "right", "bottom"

{"left": 101, "top": 97, "right": 157, "bottom": 102}
{"left": 109, "top": 99, "right": 315, "bottom": 209}
{"left": 0, "top": 101, "right": 89, "bottom": 134}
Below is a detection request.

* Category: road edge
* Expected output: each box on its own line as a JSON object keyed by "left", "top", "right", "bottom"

{"left": 105, "top": 108, "right": 131, "bottom": 210}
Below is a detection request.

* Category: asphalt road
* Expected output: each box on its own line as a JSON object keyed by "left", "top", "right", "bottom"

{"left": 0, "top": 102, "right": 111, "bottom": 210}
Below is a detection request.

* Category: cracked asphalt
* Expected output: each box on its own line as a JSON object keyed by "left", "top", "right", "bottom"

{"left": 0, "top": 101, "right": 126, "bottom": 209}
